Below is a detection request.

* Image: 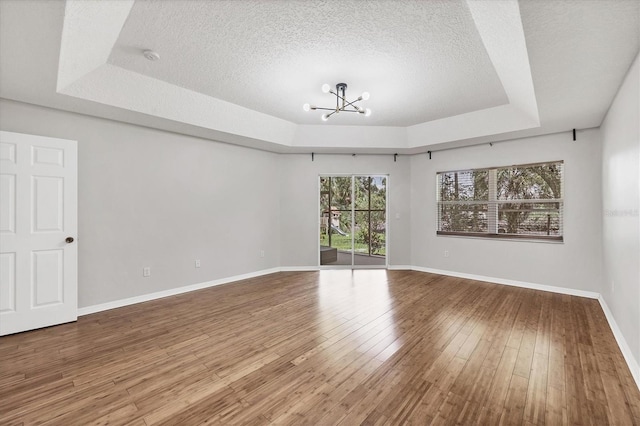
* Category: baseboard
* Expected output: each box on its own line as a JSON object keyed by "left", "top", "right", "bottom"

{"left": 79, "top": 264, "right": 597, "bottom": 317}
{"left": 279, "top": 266, "right": 320, "bottom": 272}
{"left": 78, "top": 267, "right": 281, "bottom": 316}
{"left": 280, "top": 265, "right": 414, "bottom": 271}
{"left": 387, "top": 265, "right": 413, "bottom": 270}
{"left": 410, "top": 266, "right": 600, "bottom": 299}
{"left": 598, "top": 295, "right": 640, "bottom": 390}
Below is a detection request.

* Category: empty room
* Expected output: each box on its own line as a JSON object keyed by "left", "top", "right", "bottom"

{"left": 0, "top": 0, "right": 639, "bottom": 424}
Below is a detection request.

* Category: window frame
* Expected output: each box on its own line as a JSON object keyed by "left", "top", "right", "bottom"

{"left": 436, "top": 160, "right": 564, "bottom": 242}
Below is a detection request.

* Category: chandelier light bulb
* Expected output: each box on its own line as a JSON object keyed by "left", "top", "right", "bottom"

{"left": 321, "top": 84, "right": 331, "bottom": 93}
{"left": 303, "top": 103, "right": 310, "bottom": 112}
{"left": 361, "top": 92, "right": 370, "bottom": 100}
{"left": 365, "top": 108, "right": 372, "bottom": 117}
{"left": 321, "top": 114, "right": 329, "bottom": 121}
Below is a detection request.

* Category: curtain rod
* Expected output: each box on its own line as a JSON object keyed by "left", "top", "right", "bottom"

{"left": 290, "top": 128, "right": 582, "bottom": 162}
{"left": 295, "top": 152, "right": 404, "bottom": 162}
{"left": 421, "top": 128, "right": 581, "bottom": 159}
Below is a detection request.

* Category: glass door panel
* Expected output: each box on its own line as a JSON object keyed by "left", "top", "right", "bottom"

{"left": 320, "top": 175, "right": 386, "bottom": 267}
{"left": 354, "top": 176, "right": 386, "bottom": 266}
{"left": 320, "top": 176, "right": 353, "bottom": 265}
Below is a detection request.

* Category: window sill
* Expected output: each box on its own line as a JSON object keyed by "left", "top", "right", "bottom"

{"left": 436, "top": 231, "right": 563, "bottom": 243}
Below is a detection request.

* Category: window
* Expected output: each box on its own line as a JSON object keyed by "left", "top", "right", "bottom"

{"left": 437, "top": 161, "right": 563, "bottom": 241}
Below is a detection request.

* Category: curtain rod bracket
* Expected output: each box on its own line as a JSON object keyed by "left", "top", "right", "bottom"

{"left": 572, "top": 129, "right": 576, "bottom": 141}
{"left": 311, "top": 152, "right": 314, "bottom": 161}
{"left": 427, "top": 151, "right": 432, "bottom": 160}
{"left": 394, "top": 153, "right": 398, "bottom": 162}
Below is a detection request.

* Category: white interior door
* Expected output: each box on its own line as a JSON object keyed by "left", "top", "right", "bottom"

{"left": 0, "top": 131, "right": 77, "bottom": 336}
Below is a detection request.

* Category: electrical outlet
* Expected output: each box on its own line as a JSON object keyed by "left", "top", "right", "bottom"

{"left": 143, "top": 267, "right": 151, "bottom": 277}
{"left": 444, "top": 250, "right": 450, "bottom": 258}
{"left": 195, "top": 259, "right": 201, "bottom": 268}
{"left": 260, "top": 250, "right": 265, "bottom": 258}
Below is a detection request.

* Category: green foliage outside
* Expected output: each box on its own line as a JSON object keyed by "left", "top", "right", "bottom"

{"left": 438, "top": 163, "right": 562, "bottom": 235}
{"left": 320, "top": 232, "right": 386, "bottom": 256}
{"left": 320, "top": 176, "right": 387, "bottom": 256}
{"left": 497, "top": 164, "right": 561, "bottom": 234}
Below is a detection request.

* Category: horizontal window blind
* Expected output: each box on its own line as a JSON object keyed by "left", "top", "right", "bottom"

{"left": 437, "top": 161, "right": 563, "bottom": 241}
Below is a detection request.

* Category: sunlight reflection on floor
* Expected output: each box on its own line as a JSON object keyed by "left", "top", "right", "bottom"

{"left": 316, "top": 269, "right": 401, "bottom": 360}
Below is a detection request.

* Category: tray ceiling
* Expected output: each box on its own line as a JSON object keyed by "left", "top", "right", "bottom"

{"left": 0, "top": 0, "right": 637, "bottom": 153}
{"left": 108, "top": 0, "right": 508, "bottom": 127}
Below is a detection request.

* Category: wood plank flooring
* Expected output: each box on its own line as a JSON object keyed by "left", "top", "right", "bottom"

{"left": 1, "top": 270, "right": 639, "bottom": 425}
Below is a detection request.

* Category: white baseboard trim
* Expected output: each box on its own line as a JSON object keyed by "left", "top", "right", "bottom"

{"left": 279, "top": 266, "right": 320, "bottom": 272}
{"left": 281, "top": 265, "right": 413, "bottom": 271}
{"left": 387, "top": 265, "right": 413, "bottom": 270}
{"left": 78, "top": 267, "right": 281, "bottom": 316}
{"left": 598, "top": 295, "right": 640, "bottom": 391}
{"left": 410, "top": 266, "right": 600, "bottom": 299}
{"left": 79, "top": 265, "right": 598, "bottom": 317}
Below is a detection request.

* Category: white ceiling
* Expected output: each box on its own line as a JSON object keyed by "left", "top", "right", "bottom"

{"left": 109, "top": 0, "right": 508, "bottom": 127}
{"left": 0, "top": 0, "right": 638, "bottom": 153}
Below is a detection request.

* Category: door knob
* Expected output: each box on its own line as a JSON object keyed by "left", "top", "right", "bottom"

{"left": 65, "top": 237, "right": 74, "bottom": 243}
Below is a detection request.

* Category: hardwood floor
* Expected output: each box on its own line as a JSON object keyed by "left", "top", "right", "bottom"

{"left": 1, "top": 270, "right": 639, "bottom": 425}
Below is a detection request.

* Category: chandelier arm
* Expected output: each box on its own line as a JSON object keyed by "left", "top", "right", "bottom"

{"left": 327, "top": 89, "right": 340, "bottom": 110}
{"left": 342, "top": 98, "right": 362, "bottom": 110}
{"left": 309, "top": 106, "right": 362, "bottom": 113}
{"left": 334, "top": 93, "right": 347, "bottom": 103}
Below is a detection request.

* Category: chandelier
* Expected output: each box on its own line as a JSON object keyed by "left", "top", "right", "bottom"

{"left": 303, "top": 83, "right": 371, "bottom": 121}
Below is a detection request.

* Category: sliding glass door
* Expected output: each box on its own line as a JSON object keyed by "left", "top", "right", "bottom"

{"left": 353, "top": 176, "right": 387, "bottom": 266}
{"left": 319, "top": 175, "right": 387, "bottom": 267}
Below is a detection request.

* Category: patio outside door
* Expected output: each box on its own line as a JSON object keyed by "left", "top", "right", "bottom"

{"left": 319, "top": 175, "right": 387, "bottom": 268}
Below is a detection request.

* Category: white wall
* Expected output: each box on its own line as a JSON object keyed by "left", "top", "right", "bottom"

{"left": 0, "top": 99, "right": 281, "bottom": 308}
{"left": 278, "top": 154, "right": 412, "bottom": 267}
{"left": 0, "top": 98, "right": 605, "bottom": 307}
{"left": 601, "top": 53, "right": 640, "bottom": 376}
{"left": 410, "top": 129, "right": 603, "bottom": 293}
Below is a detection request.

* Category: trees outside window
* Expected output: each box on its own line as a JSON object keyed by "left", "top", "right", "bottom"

{"left": 437, "top": 161, "right": 563, "bottom": 241}
{"left": 320, "top": 176, "right": 387, "bottom": 256}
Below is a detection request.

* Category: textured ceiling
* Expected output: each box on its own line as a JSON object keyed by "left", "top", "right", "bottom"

{"left": 0, "top": 0, "right": 637, "bottom": 153}
{"left": 519, "top": 0, "right": 640, "bottom": 133}
{"left": 108, "top": 0, "right": 508, "bottom": 126}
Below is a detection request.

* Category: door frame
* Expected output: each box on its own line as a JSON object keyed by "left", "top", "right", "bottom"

{"left": 317, "top": 174, "right": 389, "bottom": 269}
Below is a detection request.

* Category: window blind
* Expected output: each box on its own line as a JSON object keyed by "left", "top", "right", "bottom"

{"left": 436, "top": 161, "right": 563, "bottom": 241}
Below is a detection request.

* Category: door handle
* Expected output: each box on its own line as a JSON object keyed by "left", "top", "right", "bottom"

{"left": 65, "top": 237, "right": 74, "bottom": 243}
